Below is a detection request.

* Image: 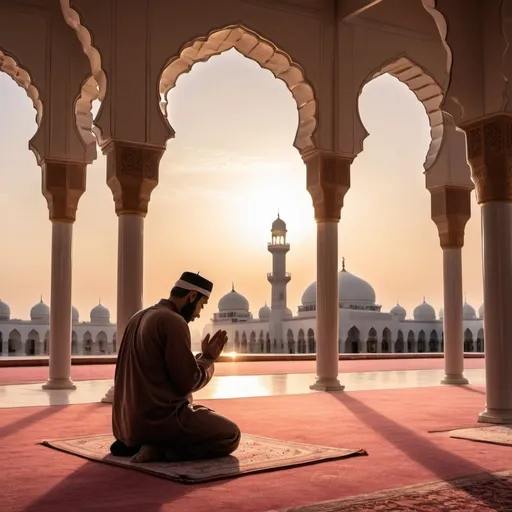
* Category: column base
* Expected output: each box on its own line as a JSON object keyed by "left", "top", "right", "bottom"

{"left": 101, "top": 385, "right": 115, "bottom": 403}
{"left": 441, "top": 374, "right": 469, "bottom": 385}
{"left": 478, "top": 408, "right": 512, "bottom": 425}
{"left": 310, "top": 378, "right": 345, "bottom": 392}
{"left": 42, "top": 378, "right": 77, "bottom": 390}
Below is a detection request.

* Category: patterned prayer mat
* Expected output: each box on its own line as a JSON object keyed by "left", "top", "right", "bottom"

{"left": 41, "top": 433, "right": 366, "bottom": 484}
{"left": 449, "top": 425, "right": 512, "bottom": 447}
{"left": 271, "top": 469, "right": 512, "bottom": 511}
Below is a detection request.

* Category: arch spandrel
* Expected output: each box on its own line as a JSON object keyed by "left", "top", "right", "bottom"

{"left": 158, "top": 25, "right": 318, "bottom": 152}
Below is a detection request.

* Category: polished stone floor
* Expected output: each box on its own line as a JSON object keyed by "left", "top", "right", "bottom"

{"left": 0, "top": 368, "right": 486, "bottom": 408}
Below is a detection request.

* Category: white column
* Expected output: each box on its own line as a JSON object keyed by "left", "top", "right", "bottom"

{"left": 478, "top": 202, "right": 512, "bottom": 423}
{"left": 441, "top": 247, "right": 468, "bottom": 385}
{"left": 310, "top": 222, "right": 343, "bottom": 391}
{"left": 102, "top": 214, "right": 144, "bottom": 403}
{"left": 42, "top": 222, "right": 75, "bottom": 390}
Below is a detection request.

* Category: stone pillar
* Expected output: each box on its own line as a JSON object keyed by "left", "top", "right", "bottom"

{"left": 462, "top": 114, "right": 512, "bottom": 423}
{"left": 41, "top": 160, "right": 86, "bottom": 390}
{"left": 101, "top": 141, "right": 164, "bottom": 403}
{"left": 431, "top": 186, "right": 471, "bottom": 385}
{"left": 304, "top": 150, "right": 352, "bottom": 391}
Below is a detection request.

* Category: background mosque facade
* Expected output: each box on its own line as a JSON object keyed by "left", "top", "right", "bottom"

{"left": 0, "top": 298, "right": 116, "bottom": 356}
{"left": 203, "top": 216, "right": 485, "bottom": 355}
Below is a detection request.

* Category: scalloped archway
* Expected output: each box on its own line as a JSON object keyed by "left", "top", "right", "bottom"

{"left": 0, "top": 48, "right": 43, "bottom": 162}
{"left": 159, "top": 25, "right": 318, "bottom": 152}
{"left": 362, "top": 56, "right": 444, "bottom": 171}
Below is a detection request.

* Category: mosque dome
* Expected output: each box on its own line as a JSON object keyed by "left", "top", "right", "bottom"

{"left": 271, "top": 213, "right": 286, "bottom": 233}
{"left": 72, "top": 305, "right": 79, "bottom": 324}
{"left": 283, "top": 307, "right": 293, "bottom": 320}
{"left": 258, "top": 304, "right": 270, "bottom": 320}
{"left": 413, "top": 300, "right": 436, "bottom": 321}
{"left": 301, "top": 260, "right": 376, "bottom": 307}
{"left": 478, "top": 303, "right": 484, "bottom": 319}
{"left": 439, "top": 307, "right": 444, "bottom": 319}
{"left": 390, "top": 303, "right": 406, "bottom": 321}
{"left": 218, "top": 286, "right": 249, "bottom": 312}
{"left": 0, "top": 299, "right": 11, "bottom": 320}
{"left": 90, "top": 303, "right": 110, "bottom": 323}
{"left": 463, "top": 301, "right": 476, "bottom": 320}
{"left": 30, "top": 298, "right": 50, "bottom": 322}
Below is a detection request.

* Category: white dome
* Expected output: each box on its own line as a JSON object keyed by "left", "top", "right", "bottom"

{"left": 439, "top": 307, "right": 444, "bottom": 319}
{"left": 72, "top": 305, "right": 79, "bottom": 323}
{"left": 0, "top": 299, "right": 10, "bottom": 320}
{"left": 301, "top": 265, "right": 376, "bottom": 306}
{"left": 390, "top": 303, "right": 406, "bottom": 321}
{"left": 478, "top": 303, "right": 484, "bottom": 319}
{"left": 258, "top": 304, "right": 270, "bottom": 320}
{"left": 413, "top": 300, "right": 436, "bottom": 321}
{"left": 91, "top": 303, "right": 110, "bottom": 323}
{"left": 283, "top": 307, "right": 293, "bottom": 319}
{"left": 30, "top": 299, "right": 50, "bottom": 322}
{"left": 218, "top": 287, "right": 249, "bottom": 312}
{"left": 271, "top": 214, "right": 286, "bottom": 233}
{"left": 463, "top": 301, "right": 476, "bottom": 320}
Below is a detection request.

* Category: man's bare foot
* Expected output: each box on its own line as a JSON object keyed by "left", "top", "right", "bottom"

{"left": 130, "top": 445, "right": 163, "bottom": 463}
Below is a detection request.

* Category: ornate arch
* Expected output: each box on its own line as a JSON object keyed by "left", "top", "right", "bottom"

{"left": 0, "top": 48, "right": 43, "bottom": 162}
{"left": 60, "top": 0, "right": 107, "bottom": 150}
{"left": 360, "top": 55, "right": 444, "bottom": 171}
{"left": 158, "top": 25, "right": 318, "bottom": 152}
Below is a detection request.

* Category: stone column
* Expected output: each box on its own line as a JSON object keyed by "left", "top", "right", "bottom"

{"left": 41, "top": 160, "right": 86, "bottom": 390}
{"left": 431, "top": 186, "right": 471, "bottom": 385}
{"left": 463, "top": 114, "right": 512, "bottom": 423}
{"left": 101, "top": 141, "right": 164, "bottom": 403}
{"left": 304, "top": 150, "right": 352, "bottom": 391}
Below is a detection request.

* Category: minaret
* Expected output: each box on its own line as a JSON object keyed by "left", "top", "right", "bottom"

{"left": 267, "top": 212, "right": 291, "bottom": 353}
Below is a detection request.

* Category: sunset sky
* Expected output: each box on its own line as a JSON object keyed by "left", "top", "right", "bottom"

{"left": 0, "top": 49, "right": 483, "bottom": 334}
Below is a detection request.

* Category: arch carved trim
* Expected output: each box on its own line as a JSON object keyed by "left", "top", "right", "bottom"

{"left": 0, "top": 48, "right": 43, "bottom": 163}
{"left": 159, "top": 25, "right": 318, "bottom": 152}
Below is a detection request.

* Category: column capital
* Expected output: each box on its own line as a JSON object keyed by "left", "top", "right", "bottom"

{"left": 103, "top": 140, "right": 165, "bottom": 216}
{"left": 461, "top": 114, "right": 512, "bottom": 204}
{"left": 41, "top": 160, "right": 87, "bottom": 223}
{"left": 303, "top": 150, "right": 353, "bottom": 222}
{"left": 430, "top": 186, "right": 471, "bottom": 249}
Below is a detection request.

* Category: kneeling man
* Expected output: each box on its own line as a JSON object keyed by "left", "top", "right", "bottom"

{"left": 110, "top": 271, "right": 241, "bottom": 462}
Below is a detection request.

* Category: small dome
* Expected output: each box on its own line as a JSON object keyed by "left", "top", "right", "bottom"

{"left": 72, "top": 305, "right": 79, "bottom": 323}
{"left": 91, "top": 303, "right": 110, "bottom": 323}
{"left": 0, "top": 298, "right": 10, "bottom": 320}
{"left": 390, "top": 303, "right": 406, "bottom": 321}
{"left": 283, "top": 307, "right": 293, "bottom": 320}
{"left": 301, "top": 261, "right": 376, "bottom": 307}
{"left": 413, "top": 300, "right": 436, "bottom": 321}
{"left": 439, "top": 307, "right": 444, "bottom": 319}
{"left": 271, "top": 213, "right": 287, "bottom": 233}
{"left": 218, "top": 286, "right": 249, "bottom": 312}
{"left": 478, "top": 303, "right": 484, "bottom": 319}
{"left": 463, "top": 301, "right": 476, "bottom": 320}
{"left": 258, "top": 304, "right": 270, "bottom": 320}
{"left": 30, "top": 298, "right": 50, "bottom": 322}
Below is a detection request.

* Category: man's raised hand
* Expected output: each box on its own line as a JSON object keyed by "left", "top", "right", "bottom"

{"left": 203, "top": 329, "right": 228, "bottom": 360}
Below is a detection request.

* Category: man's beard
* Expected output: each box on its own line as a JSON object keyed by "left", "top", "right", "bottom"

{"left": 180, "top": 297, "right": 201, "bottom": 323}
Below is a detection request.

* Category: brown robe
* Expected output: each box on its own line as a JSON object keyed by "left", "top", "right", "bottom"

{"left": 112, "top": 299, "right": 240, "bottom": 460}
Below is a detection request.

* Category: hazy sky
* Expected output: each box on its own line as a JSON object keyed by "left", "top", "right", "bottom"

{"left": 0, "top": 49, "right": 483, "bottom": 333}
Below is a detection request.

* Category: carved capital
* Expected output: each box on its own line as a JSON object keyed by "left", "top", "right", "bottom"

{"left": 103, "top": 141, "right": 165, "bottom": 216}
{"left": 41, "top": 160, "right": 87, "bottom": 223}
{"left": 430, "top": 186, "right": 471, "bottom": 249}
{"left": 461, "top": 114, "right": 512, "bottom": 204}
{"left": 303, "top": 150, "right": 353, "bottom": 222}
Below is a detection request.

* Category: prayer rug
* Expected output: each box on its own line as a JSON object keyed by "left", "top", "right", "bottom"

{"left": 270, "top": 469, "right": 512, "bottom": 511}
{"left": 41, "top": 433, "right": 366, "bottom": 484}
{"left": 448, "top": 425, "right": 512, "bottom": 447}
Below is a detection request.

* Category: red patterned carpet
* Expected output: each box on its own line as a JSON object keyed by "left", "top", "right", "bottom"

{"left": 0, "top": 357, "right": 485, "bottom": 385}
{"left": 1, "top": 385, "right": 511, "bottom": 512}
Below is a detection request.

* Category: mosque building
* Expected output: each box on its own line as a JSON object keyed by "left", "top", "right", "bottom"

{"left": 0, "top": 298, "right": 116, "bottom": 356}
{"left": 203, "top": 215, "right": 485, "bottom": 354}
